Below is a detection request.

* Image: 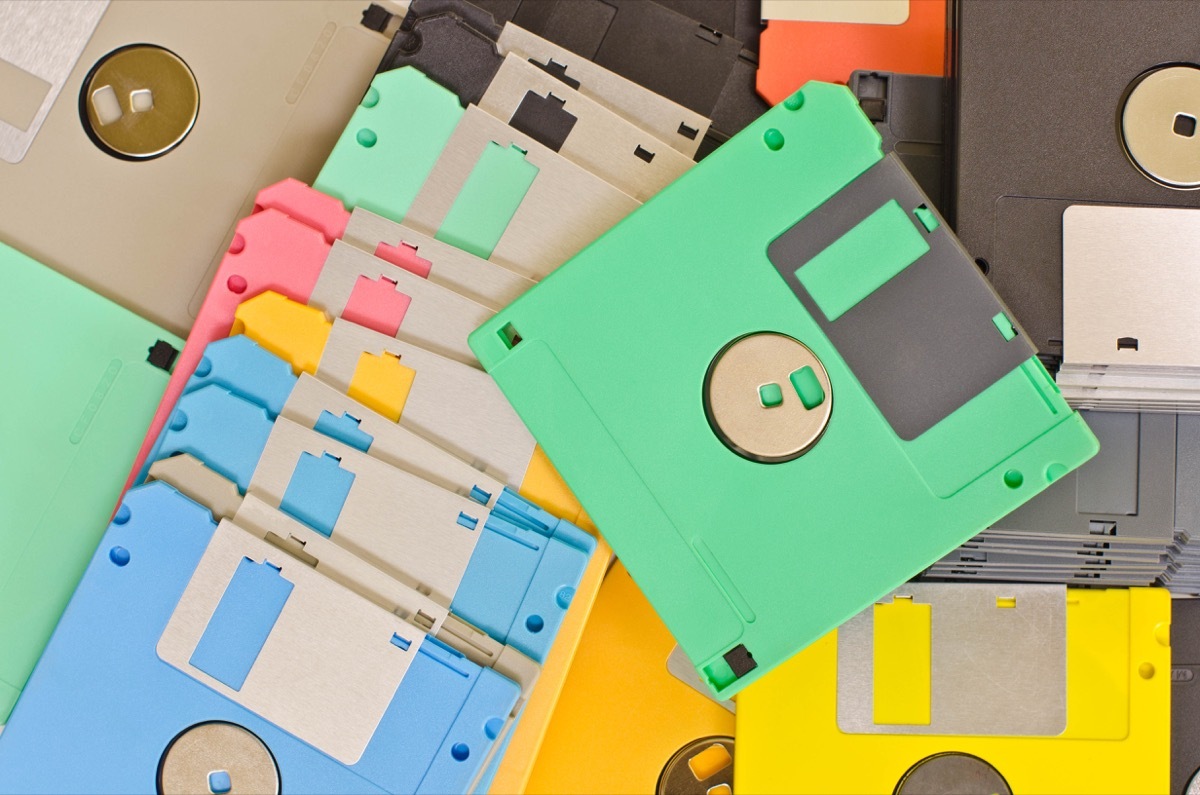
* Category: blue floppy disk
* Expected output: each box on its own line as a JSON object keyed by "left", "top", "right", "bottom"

{"left": 140, "top": 334, "right": 594, "bottom": 663}
{"left": 0, "top": 480, "right": 520, "bottom": 794}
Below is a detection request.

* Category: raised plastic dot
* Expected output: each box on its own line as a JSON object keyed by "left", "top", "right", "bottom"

{"left": 451, "top": 743, "right": 470, "bottom": 762}
{"left": 525, "top": 614, "right": 544, "bottom": 634}
{"left": 484, "top": 717, "right": 504, "bottom": 741}
{"left": 112, "top": 504, "right": 131, "bottom": 525}
{"left": 1045, "top": 463, "right": 1067, "bottom": 483}
{"left": 1003, "top": 469, "right": 1024, "bottom": 489}
{"left": 226, "top": 275, "right": 247, "bottom": 294}
{"left": 227, "top": 233, "right": 245, "bottom": 255}
{"left": 109, "top": 546, "right": 130, "bottom": 566}
{"left": 169, "top": 410, "right": 188, "bottom": 432}
{"left": 361, "top": 86, "right": 380, "bottom": 108}
{"left": 1139, "top": 662, "right": 1156, "bottom": 680}
{"left": 764, "top": 128, "right": 785, "bottom": 151}
{"left": 1156, "top": 622, "right": 1171, "bottom": 647}
{"left": 783, "top": 91, "right": 804, "bottom": 111}
{"left": 555, "top": 586, "right": 575, "bottom": 610}
{"left": 194, "top": 357, "right": 213, "bottom": 379}
{"left": 357, "top": 128, "right": 378, "bottom": 148}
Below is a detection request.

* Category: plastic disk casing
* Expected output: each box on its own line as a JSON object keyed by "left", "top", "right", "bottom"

{"left": 734, "top": 587, "right": 1171, "bottom": 794}
{"left": 142, "top": 332, "right": 595, "bottom": 665}
{"left": 0, "top": 481, "right": 520, "bottom": 794}
{"left": 469, "top": 81, "right": 1099, "bottom": 698}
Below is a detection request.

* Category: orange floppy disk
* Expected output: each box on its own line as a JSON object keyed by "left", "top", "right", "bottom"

{"left": 757, "top": 0, "right": 947, "bottom": 104}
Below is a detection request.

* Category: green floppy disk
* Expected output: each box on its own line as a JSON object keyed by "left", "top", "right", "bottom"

{"left": 469, "top": 82, "right": 1099, "bottom": 699}
{"left": 0, "top": 243, "right": 180, "bottom": 721}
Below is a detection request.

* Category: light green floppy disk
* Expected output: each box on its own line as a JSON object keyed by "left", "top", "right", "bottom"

{"left": 0, "top": 242, "right": 180, "bottom": 721}
{"left": 470, "top": 82, "right": 1100, "bottom": 699}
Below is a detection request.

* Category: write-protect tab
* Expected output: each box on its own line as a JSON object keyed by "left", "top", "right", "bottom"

{"left": 280, "top": 453, "right": 355, "bottom": 537}
{"left": 795, "top": 199, "right": 928, "bottom": 322}
{"left": 436, "top": 142, "right": 539, "bottom": 259}
{"left": 189, "top": 557, "right": 293, "bottom": 690}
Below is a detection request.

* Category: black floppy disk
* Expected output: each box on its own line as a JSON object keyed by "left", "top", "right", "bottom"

{"left": 947, "top": 0, "right": 1200, "bottom": 367}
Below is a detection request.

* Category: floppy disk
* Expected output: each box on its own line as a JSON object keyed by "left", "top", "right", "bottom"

{"left": 349, "top": 48, "right": 694, "bottom": 205}
{"left": 0, "top": 242, "right": 181, "bottom": 723}
{"left": 382, "top": 0, "right": 764, "bottom": 157}
{"left": 147, "top": 368, "right": 610, "bottom": 795}
{"left": 0, "top": 0, "right": 399, "bottom": 336}
{"left": 142, "top": 338, "right": 596, "bottom": 662}
{"left": 0, "top": 480, "right": 521, "bottom": 794}
{"left": 467, "top": 0, "right": 768, "bottom": 154}
{"left": 124, "top": 254, "right": 608, "bottom": 788}
{"left": 928, "top": 560, "right": 1167, "bottom": 587}
{"left": 202, "top": 289, "right": 566, "bottom": 516}
{"left": 316, "top": 67, "right": 640, "bottom": 281}
{"left": 123, "top": 180, "right": 584, "bottom": 524}
{"left": 132, "top": 268, "right": 608, "bottom": 791}
{"left": 526, "top": 561, "right": 735, "bottom": 795}
{"left": 119, "top": 179, "right": 346, "bottom": 491}
{"left": 148, "top": 453, "right": 542, "bottom": 700}
{"left": 757, "top": 0, "right": 945, "bottom": 105}
{"left": 947, "top": 0, "right": 1200, "bottom": 368}
{"left": 469, "top": 80, "right": 1099, "bottom": 697}
{"left": 928, "top": 412, "right": 1195, "bottom": 586}
{"left": 148, "top": 455, "right": 541, "bottom": 795}
{"left": 734, "top": 584, "right": 1171, "bottom": 794}
{"left": 849, "top": 70, "right": 944, "bottom": 209}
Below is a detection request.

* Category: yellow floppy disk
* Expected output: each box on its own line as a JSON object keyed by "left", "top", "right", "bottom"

{"left": 736, "top": 585, "right": 1170, "bottom": 794}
